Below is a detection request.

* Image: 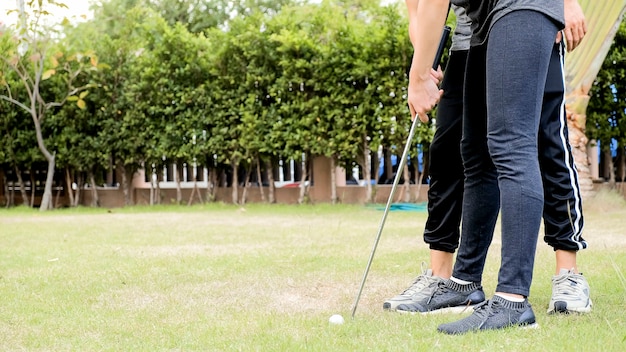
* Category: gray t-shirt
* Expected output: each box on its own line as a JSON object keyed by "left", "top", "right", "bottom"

{"left": 451, "top": 0, "right": 565, "bottom": 46}
{"left": 451, "top": 4, "right": 472, "bottom": 51}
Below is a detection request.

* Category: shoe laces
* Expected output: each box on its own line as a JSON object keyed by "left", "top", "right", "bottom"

{"left": 425, "top": 281, "right": 450, "bottom": 304}
{"left": 553, "top": 278, "right": 584, "bottom": 297}
{"left": 402, "top": 273, "right": 434, "bottom": 296}
{"left": 472, "top": 300, "right": 502, "bottom": 326}
{"left": 553, "top": 270, "right": 586, "bottom": 297}
{"left": 401, "top": 262, "right": 435, "bottom": 296}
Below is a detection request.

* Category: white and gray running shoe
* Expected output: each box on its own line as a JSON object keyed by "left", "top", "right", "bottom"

{"left": 383, "top": 269, "right": 443, "bottom": 311}
{"left": 547, "top": 268, "right": 592, "bottom": 314}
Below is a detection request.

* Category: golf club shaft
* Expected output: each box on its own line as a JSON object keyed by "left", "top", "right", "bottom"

{"left": 351, "top": 26, "right": 451, "bottom": 319}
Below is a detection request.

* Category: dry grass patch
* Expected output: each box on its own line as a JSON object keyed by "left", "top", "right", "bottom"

{"left": 0, "top": 200, "right": 624, "bottom": 351}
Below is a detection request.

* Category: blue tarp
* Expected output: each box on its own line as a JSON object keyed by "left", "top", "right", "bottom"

{"left": 370, "top": 202, "right": 427, "bottom": 212}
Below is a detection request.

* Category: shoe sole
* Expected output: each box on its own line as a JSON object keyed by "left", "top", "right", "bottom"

{"left": 547, "top": 306, "right": 592, "bottom": 314}
{"left": 520, "top": 322, "right": 540, "bottom": 330}
{"left": 438, "top": 321, "right": 540, "bottom": 335}
{"left": 396, "top": 304, "right": 478, "bottom": 315}
{"left": 383, "top": 301, "right": 410, "bottom": 311}
{"left": 547, "top": 299, "right": 592, "bottom": 314}
{"left": 383, "top": 302, "right": 396, "bottom": 310}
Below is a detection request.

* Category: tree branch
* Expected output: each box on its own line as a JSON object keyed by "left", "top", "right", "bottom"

{"left": 0, "top": 95, "right": 33, "bottom": 114}
{"left": 5, "top": 58, "right": 36, "bottom": 105}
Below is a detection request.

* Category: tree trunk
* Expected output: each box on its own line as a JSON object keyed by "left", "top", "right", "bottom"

{"left": 297, "top": 154, "right": 308, "bottom": 204}
{"left": 421, "top": 143, "right": 430, "bottom": 184}
{"left": 29, "top": 169, "right": 36, "bottom": 208}
{"left": 3, "top": 173, "right": 11, "bottom": 208}
{"left": 372, "top": 148, "right": 380, "bottom": 185}
{"left": 65, "top": 167, "right": 75, "bottom": 207}
{"left": 188, "top": 179, "right": 203, "bottom": 206}
{"left": 564, "top": 0, "right": 626, "bottom": 197}
{"left": 362, "top": 138, "right": 373, "bottom": 203}
{"left": 616, "top": 146, "right": 625, "bottom": 182}
{"left": 207, "top": 167, "right": 217, "bottom": 202}
{"left": 371, "top": 146, "right": 380, "bottom": 202}
{"left": 604, "top": 148, "right": 616, "bottom": 186}
{"left": 156, "top": 168, "right": 162, "bottom": 205}
{"left": 14, "top": 165, "right": 29, "bottom": 206}
{"left": 601, "top": 148, "right": 611, "bottom": 182}
{"left": 415, "top": 144, "right": 428, "bottom": 202}
{"left": 256, "top": 156, "right": 266, "bottom": 203}
{"left": 384, "top": 147, "right": 392, "bottom": 184}
{"left": 265, "top": 159, "right": 276, "bottom": 204}
{"left": 231, "top": 158, "right": 239, "bottom": 204}
{"left": 9, "top": 178, "right": 15, "bottom": 207}
{"left": 240, "top": 164, "right": 252, "bottom": 205}
{"left": 149, "top": 166, "right": 155, "bottom": 206}
{"left": 119, "top": 162, "right": 132, "bottom": 206}
{"left": 173, "top": 163, "right": 182, "bottom": 205}
{"left": 73, "top": 173, "right": 83, "bottom": 207}
{"left": 330, "top": 156, "right": 337, "bottom": 204}
{"left": 402, "top": 162, "right": 410, "bottom": 203}
{"left": 89, "top": 171, "right": 99, "bottom": 207}
{"left": 30, "top": 106, "right": 56, "bottom": 210}
{"left": 54, "top": 184, "right": 62, "bottom": 208}
{"left": 39, "top": 153, "right": 55, "bottom": 210}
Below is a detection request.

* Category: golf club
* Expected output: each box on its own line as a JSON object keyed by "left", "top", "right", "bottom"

{"left": 351, "top": 25, "right": 451, "bottom": 319}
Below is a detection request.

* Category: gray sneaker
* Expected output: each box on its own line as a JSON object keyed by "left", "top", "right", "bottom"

{"left": 547, "top": 268, "right": 592, "bottom": 314}
{"left": 437, "top": 295, "right": 538, "bottom": 335}
{"left": 396, "top": 279, "right": 485, "bottom": 314}
{"left": 383, "top": 269, "right": 443, "bottom": 311}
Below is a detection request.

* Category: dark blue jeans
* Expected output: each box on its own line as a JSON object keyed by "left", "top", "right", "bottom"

{"left": 454, "top": 10, "right": 559, "bottom": 297}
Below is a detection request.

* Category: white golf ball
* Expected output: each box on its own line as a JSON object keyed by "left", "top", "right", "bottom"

{"left": 329, "top": 314, "right": 345, "bottom": 325}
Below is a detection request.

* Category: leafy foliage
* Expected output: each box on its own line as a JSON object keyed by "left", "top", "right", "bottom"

{"left": 587, "top": 17, "right": 626, "bottom": 181}
{"left": 588, "top": 19, "right": 626, "bottom": 149}
{"left": 0, "top": 0, "right": 446, "bottom": 207}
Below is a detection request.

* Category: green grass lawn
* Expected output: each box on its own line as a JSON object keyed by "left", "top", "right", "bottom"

{"left": 0, "top": 190, "right": 625, "bottom": 351}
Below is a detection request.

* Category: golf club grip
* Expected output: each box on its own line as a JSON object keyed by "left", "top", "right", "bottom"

{"left": 433, "top": 26, "right": 451, "bottom": 70}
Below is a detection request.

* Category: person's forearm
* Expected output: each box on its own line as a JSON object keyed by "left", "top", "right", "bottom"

{"left": 407, "top": 0, "right": 450, "bottom": 83}
{"left": 405, "top": 0, "right": 420, "bottom": 46}
{"left": 404, "top": 0, "right": 448, "bottom": 121}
